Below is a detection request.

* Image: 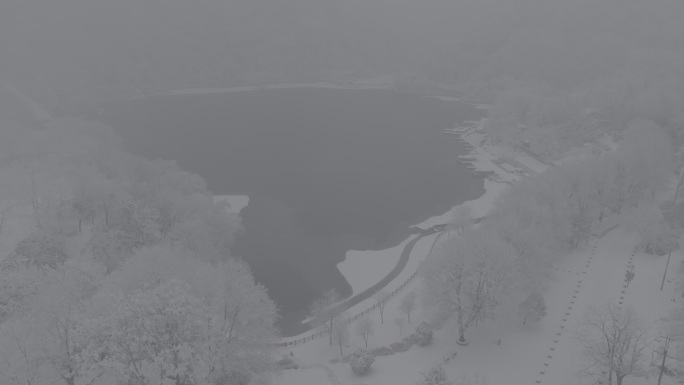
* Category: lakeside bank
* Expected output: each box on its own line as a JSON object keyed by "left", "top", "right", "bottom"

{"left": 92, "top": 84, "right": 485, "bottom": 337}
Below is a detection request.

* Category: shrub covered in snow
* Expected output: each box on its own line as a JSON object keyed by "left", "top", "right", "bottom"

{"left": 518, "top": 291, "right": 547, "bottom": 325}
{"left": 417, "top": 364, "right": 452, "bottom": 385}
{"left": 369, "top": 346, "right": 393, "bottom": 357}
{"left": 390, "top": 341, "right": 411, "bottom": 353}
{"left": 415, "top": 321, "right": 433, "bottom": 346}
{"left": 277, "top": 357, "right": 298, "bottom": 370}
{"left": 349, "top": 348, "right": 375, "bottom": 375}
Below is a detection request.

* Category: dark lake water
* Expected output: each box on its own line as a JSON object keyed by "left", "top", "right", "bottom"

{"left": 92, "top": 87, "right": 485, "bottom": 336}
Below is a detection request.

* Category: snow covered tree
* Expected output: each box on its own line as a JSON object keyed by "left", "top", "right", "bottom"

{"left": 18, "top": 266, "right": 97, "bottom": 385}
{"left": 12, "top": 228, "right": 69, "bottom": 268}
{"left": 518, "top": 291, "right": 547, "bottom": 326}
{"left": 310, "top": 288, "right": 343, "bottom": 347}
{"left": 0, "top": 263, "right": 49, "bottom": 322}
{"left": 355, "top": 316, "right": 374, "bottom": 347}
{"left": 333, "top": 320, "right": 350, "bottom": 357}
{"left": 663, "top": 302, "right": 684, "bottom": 373}
{"left": 0, "top": 201, "right": 13, "bottom": 244}
{"left": 117, "top": 200, "right": 162, "bottom": 248}
{"left": 88, "top": 224, "right": 136, "bottom": 273}
{"left": 167, "top": 201, "right": 242, "bottom": 264}
{"left": 349, "top": 348, "right": 375, "bottom": 375}
{"left": 81, "top": 279, "right": 204, "bottom": 385}
{"left": 623, "top": 203, "right": 680, "bottom": 255}
{"left": 414, "top": 322, "right": 433, "bottom": 347}
{"left": 417, "top": 364, "right": 452, "bottom": 385}
{"left": 422, "top": 228, "right": 519, "bottom": 345}
{"left": 84, "top": 244, "right": 279, "bottom": 385}
{"left": 70, "top": 165, "right": 106, "bottom": 232}
{"left": 0, "top": 317, "right": 50, "bottom": 385}
{"left": 375, "top": 289, "right": 389, "bottom": 325}
{"left": 617, "top": 119, "right": 674, "bottom": 202}
{"left": 575, "top": 303, "right": 649, "bottom": 385}
{"left": 400, "top": 291, "right": 418, "bottom": 324}
{"left": 486, "top": 176, "right": 568, "bottom": 290}
{"left": 395, "top": 317, "right": 406, "bottom": 335}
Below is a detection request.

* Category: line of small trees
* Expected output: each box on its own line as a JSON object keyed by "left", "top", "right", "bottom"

{"left": 306, "top": 282, "right": 419, "bottom": 350}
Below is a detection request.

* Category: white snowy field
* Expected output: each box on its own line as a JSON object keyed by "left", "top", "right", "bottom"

{"left": 274, "top": 226, "right": 683, "bottom": 385}
{"left": 337, "top": 175, "right": 511, "bottom": 298}
{"left": 418, "top": 180, "right": 509, "bottom": 230}
{"left": 337, "top": 237, "right": 411, "bottom": 296}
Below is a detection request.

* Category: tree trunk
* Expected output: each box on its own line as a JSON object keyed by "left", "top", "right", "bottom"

{"left": 103, "top": 202, "right": 109, "bottom": 227}
{"left": 457, "top": 312, "right": 467, "bottom": 344}
{"left": 329, "top": 317, "right": 333, "bottom": 346}
{"left": 408, "top": 311, "right": 411, "bottom": 324}
{"left": 364, "top": 337, "right": 368, "bottom": 347}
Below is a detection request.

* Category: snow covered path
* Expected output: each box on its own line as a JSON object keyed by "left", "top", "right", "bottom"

{"left": 274, "top": 225, "right": 683, "bottom": 385}
{"left": 533, "top": 228, "right": 641, "bottom": 385}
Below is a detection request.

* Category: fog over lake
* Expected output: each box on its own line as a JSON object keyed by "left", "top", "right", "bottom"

{"left": 92, "top": 87, "right": 484, "bottom": 334}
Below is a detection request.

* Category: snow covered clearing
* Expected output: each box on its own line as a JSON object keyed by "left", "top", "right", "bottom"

{"left": 275, "top": 226, "right": 683, "bottom": 385}
{"left": 417, "top": 179, "right": 508, "bottom": 232}
{"left": 337, "top": 238, "right": 410, "bottom": 296}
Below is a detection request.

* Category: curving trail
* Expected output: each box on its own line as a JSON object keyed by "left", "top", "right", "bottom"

{"left": 531, "top": 226, "right": 637, "bottom": 385}
{"left": 298, "top": 233, "right": 424, "bottom": 332}
{"left": 286, "top": 219, "right": 485, "bottom": 340}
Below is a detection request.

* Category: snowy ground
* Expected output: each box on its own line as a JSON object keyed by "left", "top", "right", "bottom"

{"left": 274, "top": 226, "right": 683, "bottom": 385}
{"left": 337, "top": 238, "right": 410, "bottom": 297}
{"left": 273, "top": 117, "right": 683, "bottom": 384}
{"left": 338, "top": 175, "right": 509, "bottom": 297}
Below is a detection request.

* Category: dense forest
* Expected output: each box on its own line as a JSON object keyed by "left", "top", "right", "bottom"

{"left": 0, "top": 120, "right": 281, "bottom": 384}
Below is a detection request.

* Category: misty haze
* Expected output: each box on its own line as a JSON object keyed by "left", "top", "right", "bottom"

{"left": 1, "top": 1, "right": 684, "bottom": 385}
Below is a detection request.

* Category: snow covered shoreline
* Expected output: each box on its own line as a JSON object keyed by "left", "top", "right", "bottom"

{"left": 149, "top": 76, "right": 397, "bottom": 97}
{"left": 209, "top": 109, "right": 534, "bottom": 302}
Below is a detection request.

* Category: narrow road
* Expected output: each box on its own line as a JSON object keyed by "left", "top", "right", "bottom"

{"left": 534, "top": 227, "right": 636, "bottom": 385}
{"left": 296, "top": 233, "right": 424, "bottom": 332}
{"left": 282, "top": 218, "right": 485, "bottom": 339}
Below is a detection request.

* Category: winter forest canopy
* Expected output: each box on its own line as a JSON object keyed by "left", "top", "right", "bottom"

{"left": 2, "top": 0, "right": 684, "bottom": 384}
{"left": 0, "top": 121, "right": 280, "bottom": 384}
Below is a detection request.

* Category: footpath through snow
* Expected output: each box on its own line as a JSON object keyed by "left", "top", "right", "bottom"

{"left": 274, "top": 225, "right": 683, "bottom": 385}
